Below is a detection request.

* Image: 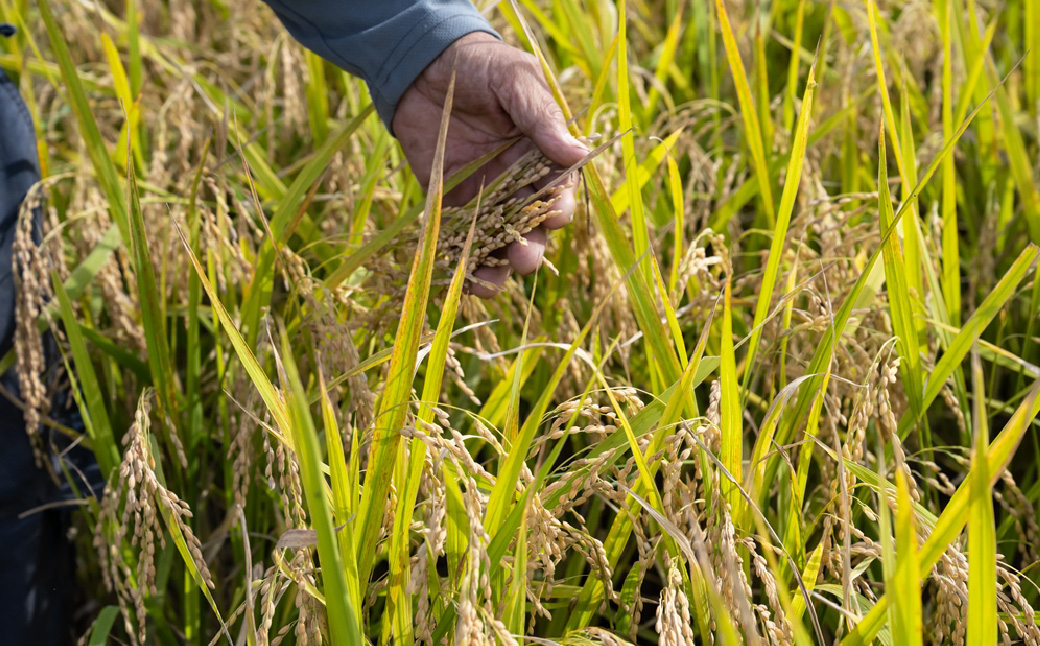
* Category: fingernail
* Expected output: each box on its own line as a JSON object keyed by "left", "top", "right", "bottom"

{"left": 567, "top": 134, "right": 589, "bottom": 152}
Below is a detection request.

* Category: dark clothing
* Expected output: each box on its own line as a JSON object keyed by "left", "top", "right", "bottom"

{"left": 0, "top": 50, "right": 37, "bottom": 360}
{"left": 259, "top": 0, "right": 498, "bottom": 129}
{"left": 0, "top": 51, "right": 95, "bottom": 646}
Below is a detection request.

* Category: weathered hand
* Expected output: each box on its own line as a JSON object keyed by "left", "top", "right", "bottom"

{"left": 392, "top": 32, "right": 588, "bottom": 298}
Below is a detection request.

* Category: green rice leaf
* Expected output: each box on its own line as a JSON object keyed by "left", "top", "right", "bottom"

{"left": 51, "top": 271, "right": 118, "bottom": 479}
{"left": 355, "top": 66, "right": 456, "bottom": 589}
{"left": 127, "top": 154, "right": 179, "bottom": 430}
{"left": 842, "top": 377, "right": 1040, "bottom": 645}
{"left": 720, "top": 278, "right": 743, "bottom": 519}
{"left": 896, "top": 245, "right": 1039, "bottom": 437}
{"left": 876, "top": 119, "right": 925, "bottom": 428}
{"left": 176, "top": 226, "right": 291, "bottom": 443}
{"left": 38, "top": 0, "right": 129, "bottom": 241}
{"left": 715, "top": 0, "right": 776, "bottom": 223}
{"left": 86, "top": 606, "right": 120, "bottom": 646}
{"left": 279, "top": 328, "right": 362, "bottom": 646}
{"left": 617, "top": 0, "right": 652, "bottom": 282}
{"left": 742, "top": 55, "right": 817, "bottom": 389}
{"left": 967, "top": 352, "right": 997, "bottom": 645}
{"left": 320, "top": 370, "right": 363, "bottom": 632}
{"left": 389, "top": 182, "right": 479, "bottom": 644}
{"left": 891, "top": 470, "right": 923, "bottom": 646}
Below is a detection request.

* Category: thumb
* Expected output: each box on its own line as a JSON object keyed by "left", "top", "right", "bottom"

{"left": 494, "top": 60, "right": 587, "bottom": 168}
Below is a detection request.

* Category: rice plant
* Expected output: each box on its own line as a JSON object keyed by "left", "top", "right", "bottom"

{"left": 6, "top": 0, "right": 1040, "bottom": 644}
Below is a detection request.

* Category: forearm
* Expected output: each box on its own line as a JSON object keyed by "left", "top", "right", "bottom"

{"left": 259, "top": 0, "right": 499, "bottom": 130}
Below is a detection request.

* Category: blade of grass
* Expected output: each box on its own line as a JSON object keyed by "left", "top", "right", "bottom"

{"left": 955, "top": 3, "right": 1040, "bottom": 242}
{"left": 782, "top": 0, "right": 807, "bottom": 132}
{"left": 100, "top": 33, "right": 142, "bottom": 172}
{"left": 617, "top": 0, "right": 652, "bottom": 283}
{"left": 865, "top": 0, "right": 927, "bottom": 318}
{"left": 303, "top": 51, "right": 329, "bottom": 141}
{"left": 610, "top": 130, "right": 683, "bottom": 216}
{"left": 584, "top": 168, "right": 685, "bottom": 391}
{"left": 241, "top": 109, "right": 371, "bottom": 345}
{"left": 476, "top": 346, "right": 542, "bottom": 429}
{"left": 504, "top": 511, "right": 528, "bottom": 634}
{"left": 666, "top": 153, "right": 684, "bottom": 297}
{"left": 37, "top": 0, "right": 129, "bottom": 241}
{"left": 642, "top": 0, "right": 685, "bottom": 123}
{"left": 175, "top": 225, "right": 290, "bottom": 442}
{"left": 952, "top": 17, "right": 999, "bottom": 129}
{"left": 389, "top": 188, "right": 479, "bottom": 645}
{"left": 789, "top": 542, "right": 824, "bottom": 625}
{"left": 51, "top": 271, "right": 119, "bottom": 480}
{"left": 864, "top": 0, "right": 905, "bottom": 180}
{"left": 749, "top": 372, "right": 814, "bottom": 506}
{"left": 892, "top": 469, "right": 923, "bottom": 646}
{"left": 876, "top": 432, "right": 897, "bottom": 644}
{"left": 355, "top": 66, "right": 456, "bottom": 587}
{"left": 842, "top": 377, "right": 1040, "bottom": 646}
{"left": 967, "top": 351, "right": 997, "bottom": 646}
{"left": 895, "top": 245, "right": 1039, "bottom": 437}
{"left": 127, "top": 151, "right": 179, "bottom": 438}
{"left": 779, "top": 364, "right": 830, "bottom": 579}
{"left": 550, "top": 0, "right": 605, "bottom": 82}
{"left": 715, "top": 0, "right": 776, "bottom": 225}
{"left": 586, "top": 29, "right": 620, "bottom": 137}
{"left": 769, "top": 79, "right": 1001, "bottom": 483}
{"left": 319, "top": 370, "right": 362, "bottom": 632}
{"left": 278, "top": 327, "right": 362, "bottom": 646}
{"left": 596, "top": 361, "right": 665, "bottom": 514}
{"left": 755, "top": 25, "right": 772, "bottom": 160}
{"left": 652, "top": 255, "right": 687, "bottom": 365}
{"left": 86, "top": 606, "right": 120, "bottom": 646}
{"left": 1028, "top": 0, "right": 1039, "bottom": 115}
{"left": 914, "top": 205, "right": 971, "bottom": 431}
{"left": 720, "top": 277, "right": 743, "bottom": 519}
{"left": 59, "top": 224, "right": 122, "bottom": 303}
{"left": 876, "top": 118, "right": 925, "bottom": 430}
{"left": 514, "top": 0, "right": 578, "bottom": 63}
{"left": 742, "top": 55, "right": 817, "bottom": 390}
{"left": 896, "top": 64, "right": 924, "bottom": 338}
{"left": 985, "top": 55, "right": 1040, "bottom": 243}
{"left": 184, "top": 139, "right": 209, "bottom": 453}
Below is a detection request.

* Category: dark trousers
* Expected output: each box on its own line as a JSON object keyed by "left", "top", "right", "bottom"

{"left": 1, "top": 58, "right": 98, "bottom": 646}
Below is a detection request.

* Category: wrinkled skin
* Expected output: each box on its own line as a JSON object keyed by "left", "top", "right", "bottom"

{"left": 392, "top": 32, "right": 587, "bottom": 298}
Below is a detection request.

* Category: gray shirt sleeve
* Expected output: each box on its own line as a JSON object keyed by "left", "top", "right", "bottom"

{"left": 260, "top": 1, "right": 500, "bottom": 131}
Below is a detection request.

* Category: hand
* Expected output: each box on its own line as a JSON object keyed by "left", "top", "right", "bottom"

{"left": 392, "top": 32, "right": 588, "bottom": 298}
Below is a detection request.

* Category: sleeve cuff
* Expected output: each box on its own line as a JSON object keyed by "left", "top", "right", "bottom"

{"left": 260, "top": 0, "right": 500, "bottom": 134}
{"left": 368, "top": 13, "right": 499, "bottom": 132}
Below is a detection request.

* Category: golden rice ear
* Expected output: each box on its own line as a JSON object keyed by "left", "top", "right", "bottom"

{"left": 13, "top": 183, "right": 51, "bottom": 468}
{"left": 366, "top": 138, "right": 604, "bottom": 315}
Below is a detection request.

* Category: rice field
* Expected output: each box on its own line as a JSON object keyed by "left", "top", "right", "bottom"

{"left": 6, "top": 0, "right": 1040, "bottom": 644}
